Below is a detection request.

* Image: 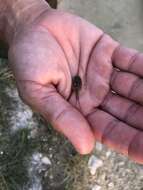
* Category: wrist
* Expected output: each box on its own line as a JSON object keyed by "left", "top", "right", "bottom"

{"left": 0, "top": 0, "right": 50, "bottom": 44}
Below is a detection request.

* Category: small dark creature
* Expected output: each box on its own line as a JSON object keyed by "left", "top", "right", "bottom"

{"left": 67, "top": 75, "right": 82, "bottom": 103}
{"left": 72, "top": 75, "right": 82, "bottom": 101}
{"left": 72, "top": 75, "right": 82, "bottom": 91}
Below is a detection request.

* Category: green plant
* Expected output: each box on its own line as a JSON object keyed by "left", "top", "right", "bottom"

{"left": 0, "top": 129, "right": 37, "bottom": 190}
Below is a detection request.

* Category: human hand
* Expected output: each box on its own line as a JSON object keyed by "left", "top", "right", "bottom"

{"left": 8, "top": 7, "right": 143, "bottom": 163}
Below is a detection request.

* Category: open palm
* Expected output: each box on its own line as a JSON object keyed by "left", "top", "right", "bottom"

{"left": 9, "top": 8, "right": 143, "bottom": 163}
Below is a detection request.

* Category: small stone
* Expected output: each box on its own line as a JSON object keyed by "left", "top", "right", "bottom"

{"left": 30, "top": 128, "right": 38, "bottom": 138}
{"left": 92, "top": 184, "right": 101, "bottom": 190}
{"left": 88, "top": 155, "right": 103, "bottom": 175}
{"left": 41, "top": 157, "right": 51, "bottom": 165}
{"left": 100, "top": 173, "right": 106, "bottom": 181}
{"left": 39, "top": 153, "right": 42, "bottom": 158}
{"left": 106, "top": 151, "right": 111, "bottom": 158}
{"left": 108, "top": 182, "right": 114, "bottom": 188}
{"left": 118, "top": 162, "right": 125, "bottom": 166}
{"left": 42, "top": 137, "right": 48, "bottom": 142}
{"left": 0, "top": 151, "right": 4, "bottom": 155}
{"left": 49, "top": 175, "right": 53, "bottom": 179}
{"left": 44, "top": 171, "right": 49, "bottom": 178}
{"left": 33, "top": 153, "right": 41, "bottom": 162}
{"left": 95, "top": 142, "right": 103, "bottom": 151}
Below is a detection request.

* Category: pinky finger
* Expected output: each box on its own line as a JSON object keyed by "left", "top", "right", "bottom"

{"left": 87, "top": 109, "right": 143, "bottom": 164}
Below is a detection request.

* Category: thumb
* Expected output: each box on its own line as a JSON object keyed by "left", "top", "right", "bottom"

{"left": 35, "top": 85, "right": 95, "bottom": 154}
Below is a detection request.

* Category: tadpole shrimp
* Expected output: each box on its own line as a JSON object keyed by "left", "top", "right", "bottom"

{"left": 68, "top": 75, "right": 82, "bottom": 106}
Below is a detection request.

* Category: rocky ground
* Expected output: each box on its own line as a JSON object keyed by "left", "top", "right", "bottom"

{"left": 1, "top": 0, "right": 143, "bottom": 190}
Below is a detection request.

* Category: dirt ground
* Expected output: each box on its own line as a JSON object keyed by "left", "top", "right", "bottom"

{"left": 1, "top": 0, "right": 143, "bottom": 190}
{"left": 59, "top": 0, "right": 143, "bottom": 51}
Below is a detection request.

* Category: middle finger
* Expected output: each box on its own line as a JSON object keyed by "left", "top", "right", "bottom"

{"left": 101, "top": 91, "right": 143, "bottom": 131}
{"left": 111, "top": 69, "right": 143, "bottom": 105}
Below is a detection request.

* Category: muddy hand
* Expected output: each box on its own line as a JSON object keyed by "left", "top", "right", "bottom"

{"left": 8, "top": 7, "right": 143, "bottom": 163}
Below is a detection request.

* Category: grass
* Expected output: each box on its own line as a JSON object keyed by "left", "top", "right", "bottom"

{"left": 0, "top": 67, "right": 14, "bottom": 81}
{"left": 0, "top": 129, "right": 38, "bottom": 190}
{"left": 64, "top": 154, "right": 92, "bottom": 190}
{"left": 0, "top": 59, "right": 37, "bottom": 190}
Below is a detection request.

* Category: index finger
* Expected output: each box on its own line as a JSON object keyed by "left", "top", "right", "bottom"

{"left": 112, "top": 45, "right": 143, "bottom": 77}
